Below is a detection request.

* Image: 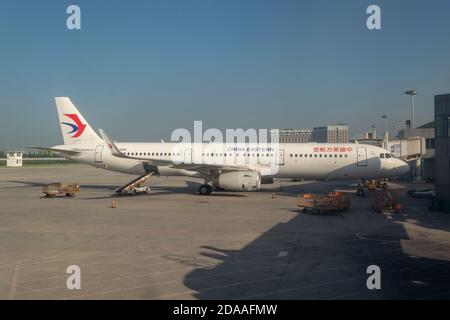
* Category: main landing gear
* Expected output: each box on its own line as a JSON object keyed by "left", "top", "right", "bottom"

{"left": 198, "top": 184, "right": 212, "bottom": 195}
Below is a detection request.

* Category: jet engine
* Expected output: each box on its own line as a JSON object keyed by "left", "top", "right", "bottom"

{"left": 261, "top": 176, "right": 275, "bottom": 184}
{"left": 212, "top": 171, "right": 261, "bottom": 191}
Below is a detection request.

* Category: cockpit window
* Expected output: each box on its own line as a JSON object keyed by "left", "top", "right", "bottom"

{"left": 380, "top": 153, "right": 393, "bottom": 159}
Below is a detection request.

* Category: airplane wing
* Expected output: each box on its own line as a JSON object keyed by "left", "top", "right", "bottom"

{"left": 170, "top": 163, "right": 253, "bottom": 175}
{"left": 27, "top": 146, "right": 81, "bottom": 156}
{"left": 98, "top": 129, "right": 175, "bottom": 166}
{"left": 98, "top": 129, "right": 255, "bottom": 173}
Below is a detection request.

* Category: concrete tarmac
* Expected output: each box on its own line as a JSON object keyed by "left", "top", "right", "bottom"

{"left": 1, "top": 165, "right": 449, "bottom": 299}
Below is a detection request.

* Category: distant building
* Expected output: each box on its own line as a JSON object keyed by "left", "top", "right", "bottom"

{"left": 269, "top": 129, "right": 313, "bottom": 143}
{"left": 312, "top": 125, "right": 348, "bottom": 143}
{"left": 6, "top": 151, "right": 23, "bottom": 167}
{"left": 269, "top": 125, "right": 349, "bottom": 143}
{"left": 434, "top": 93, "right": 450, "bottom": 211}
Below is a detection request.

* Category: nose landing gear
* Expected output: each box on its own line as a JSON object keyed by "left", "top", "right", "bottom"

{"left": 356, "top": 178, "right": 389, "bottom": 197}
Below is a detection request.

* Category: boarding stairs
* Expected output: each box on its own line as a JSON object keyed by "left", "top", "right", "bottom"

{"left": 115, "top": 172, "right": 153, "bottom": 195}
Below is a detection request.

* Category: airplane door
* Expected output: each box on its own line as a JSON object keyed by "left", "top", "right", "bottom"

{"left": 94, "top": 145, "right": 104, "bottom": 163}
{"left": 184, "top": 148, "right": 192, "bottom": 164}
{"left": 276, "top": 149, "right": 285, "bottom": 165}
{"left": 356, "top": 147, "right": 367, "bottom": 166}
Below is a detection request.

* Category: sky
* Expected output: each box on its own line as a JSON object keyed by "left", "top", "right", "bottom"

{"left": 0, "top": 0, "right": 449, "bottom": 149}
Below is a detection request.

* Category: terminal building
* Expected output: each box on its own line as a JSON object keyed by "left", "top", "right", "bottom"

{"left": 434, "top": 93, "right": 450, "bottom": 211}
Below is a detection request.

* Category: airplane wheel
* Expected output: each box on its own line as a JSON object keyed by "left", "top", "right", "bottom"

{"left": 199, "top": 184, "right": 212, "bottom": 195}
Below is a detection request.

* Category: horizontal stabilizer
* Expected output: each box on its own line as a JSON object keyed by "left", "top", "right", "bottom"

{"left": 27, "top": 146, "right": 80, "bottom": 156}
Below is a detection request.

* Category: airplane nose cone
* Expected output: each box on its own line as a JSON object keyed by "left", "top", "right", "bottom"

{"left": 398, "top": 161, "right": 410, "bottom": 176}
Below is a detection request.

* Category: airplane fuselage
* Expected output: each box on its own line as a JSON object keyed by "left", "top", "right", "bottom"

{"left": 58, "top": 142, "right": 409, "bottom": 180}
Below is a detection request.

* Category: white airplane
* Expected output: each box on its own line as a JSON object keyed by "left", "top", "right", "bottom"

{"left": 32, "top": 97, "right": 409, "bottom": 195}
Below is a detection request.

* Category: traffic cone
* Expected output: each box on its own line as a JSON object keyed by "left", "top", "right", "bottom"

{"left": 111, "top": 199, "right": 116, "bottom": 208}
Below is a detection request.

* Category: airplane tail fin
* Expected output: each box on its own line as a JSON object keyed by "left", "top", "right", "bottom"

{"left": 55, "top": 97, "right": 102, "bottom": 145}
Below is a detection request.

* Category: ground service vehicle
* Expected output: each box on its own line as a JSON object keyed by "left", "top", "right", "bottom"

{"left": 42, "top": 183, "right": 80, "bottom": 198}
{"left": 297, "top": 192, "right": 351, "bottom": 213}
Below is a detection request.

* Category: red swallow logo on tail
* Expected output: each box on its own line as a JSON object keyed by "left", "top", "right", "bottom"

{"left": 61, "top": 114, "right": 86, "bottom": 138}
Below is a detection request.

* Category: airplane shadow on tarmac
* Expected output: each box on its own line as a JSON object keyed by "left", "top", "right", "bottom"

{"left": 8, "top": 179, "right": 247, "bottom": 199}
{"left": 181, "top": 182, "right": 450, "bottom": 300}
{"left": 7, "top": 180, "right": 119, "bottom": 190}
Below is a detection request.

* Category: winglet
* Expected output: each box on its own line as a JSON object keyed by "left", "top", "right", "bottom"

{"left": 98, "top": 129, "right": 127, "bottom": 158}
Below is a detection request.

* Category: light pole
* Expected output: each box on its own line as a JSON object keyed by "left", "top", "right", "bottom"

{"left": 381, "top": 115, "right": 388, "bottom": 149}
{"left": 404, "top": 90, "right": 418, "bottom": 130}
